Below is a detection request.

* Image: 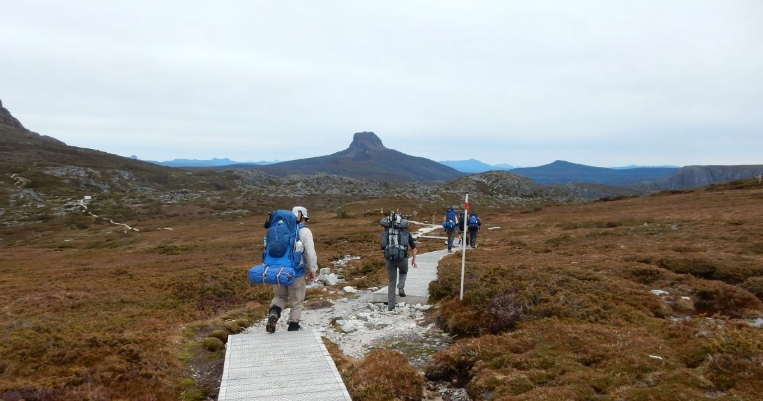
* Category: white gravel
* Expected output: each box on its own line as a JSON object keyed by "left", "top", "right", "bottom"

{"left": 245, "top": 289, "right": 448, "bottom": 361}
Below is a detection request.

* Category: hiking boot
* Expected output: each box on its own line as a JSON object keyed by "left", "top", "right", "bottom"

{"left": 287, "top": 322, "right": 301, "bottom": 331}
{"left": 265, "top": 306, "right": 281, "bottom": 334}
{"left": 398, "top": 288, "right": 406, "bottom": 297}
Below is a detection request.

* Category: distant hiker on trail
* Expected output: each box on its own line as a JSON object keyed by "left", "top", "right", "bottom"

{"left": 467, "top": 212, "right": 482, "bottom": 248}
{"left": 265, "top": 206, "right": 318, "bottom": 333}
{"left": 442, "top": 207, "right": 459, "bottom": 252}
{"left": 380, "top": 211, "right": 417, "bottom": 311}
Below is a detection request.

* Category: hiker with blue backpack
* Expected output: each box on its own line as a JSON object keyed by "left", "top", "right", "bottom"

{"left": 380, "top": 211, "right": 417, "bottom": 311}
{"left": 248, "top": 206, "right": 318, "bottom": 333}
{"left": 467, "top": 211, "right": 482, "bottom": 248}
{"left": 442, "top": 207, "right": 459, "bottom": 253}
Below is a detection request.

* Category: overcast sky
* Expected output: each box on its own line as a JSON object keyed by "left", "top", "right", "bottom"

{"left": 2, "top": 1, "right": 762, "bottom": 167}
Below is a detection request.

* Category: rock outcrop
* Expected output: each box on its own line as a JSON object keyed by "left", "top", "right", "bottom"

{"left": 339, "top": 131, "right": 386, "bottom": 160}
{"left": 0, "top": 99, "right": 25, "bottom": 130}
{"left": 0, "top": 99, "right": 66, "bottom": 146}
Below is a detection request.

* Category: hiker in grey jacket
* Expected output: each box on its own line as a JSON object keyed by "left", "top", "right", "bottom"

{"left": 380, "top": 212, "right": 417, "bottom": 311}
{"left": 266, "top": 206, "right": 318, "bottom": 332}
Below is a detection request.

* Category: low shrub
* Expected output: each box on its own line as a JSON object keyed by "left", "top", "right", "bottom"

{"left": 223, "top": 321, "right": 242, "bottom": 334}
{"left": 659, "top": 258, "right": 717, "bottom": 279}
{"left": 485, "top": 289, "right": 526, "bottom": 333}
{"left": 234, "top": 318, "right": 251, "bottom": 328}
{"left": 347, "top": 350, "right": 424, "bottom": 401}
{"left": 202, "top": 338, "right": 225, "bottom": 352}
{"left": 741, "top": 276, "right": 763, "bottom": 300}
{"left": 208, "top": 330, "right": 228, "bottom": 344}
{"left": 692, "top": 281, "right": 762, "bottom": 316}
{"left": 748, "top": 243, "right": 763, "bottom": 255}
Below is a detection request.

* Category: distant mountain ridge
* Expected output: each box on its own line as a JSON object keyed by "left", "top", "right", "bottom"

{"left": 510, "top": 160, "right": 679, "bottom": 186}
{"left": 136, "top": 157, "right": 278, "bottom": 168}
{"left": 634, "top": 165, "right": 763, "bottom": 190}
{"left": 2, "top": 99, "right": 760, "bottom": 191}
{"left": 438, "top": 159, "right": 514, "bottom": 173}
{"left": 235, "top": 132, "right": 465, "bottom": 182}
{"left": 612, "top": 164, "right": 681, "bottom": 169}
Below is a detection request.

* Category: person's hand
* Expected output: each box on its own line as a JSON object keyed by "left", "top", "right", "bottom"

{"left": 411, "top": 259, "right": 417, "bottom": 268}
{"left": 307, "top": 270, "right": 316, "bottom": 282}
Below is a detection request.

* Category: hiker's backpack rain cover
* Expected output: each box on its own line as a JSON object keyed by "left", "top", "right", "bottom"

{"left": 248, "top": 210, "right": 304, "bottom": 286}
{"left": 468, "top": 214, "right": 480, "bottom": 227}
{"left": 442, "top": 207, "right": 457, "bottom": 229}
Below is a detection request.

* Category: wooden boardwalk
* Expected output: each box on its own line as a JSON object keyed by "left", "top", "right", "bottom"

{"left": 218, "top": 330, "right": 352, "bottom": 400}
{"left": 219, "top": 224, "right": 451, "bottom": 400}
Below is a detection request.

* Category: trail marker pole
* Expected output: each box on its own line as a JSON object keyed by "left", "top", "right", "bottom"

{"left": 460, "top": 193, "right": 468, "bottom": 301}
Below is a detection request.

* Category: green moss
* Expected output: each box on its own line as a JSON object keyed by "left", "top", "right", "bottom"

{"left": 208, "top": 330, "right": 228, "bottom": 344}
{"left": 202, "top": 337, "right": 225, "bottom": 352}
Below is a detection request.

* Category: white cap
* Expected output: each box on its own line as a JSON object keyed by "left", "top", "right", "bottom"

{"left": 292, "top": 206, "right": 309, "bottom": 221}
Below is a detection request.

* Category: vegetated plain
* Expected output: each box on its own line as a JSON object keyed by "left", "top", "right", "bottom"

{"left": 1, "top": 178, "right": 762, "bottom": 401}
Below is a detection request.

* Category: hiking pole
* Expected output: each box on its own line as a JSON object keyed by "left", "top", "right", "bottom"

{"left": 460, "top": 193, "right": 468, "bottom": 301}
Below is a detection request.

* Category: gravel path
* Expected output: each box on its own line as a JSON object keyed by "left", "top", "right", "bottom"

{"left": 246, "top": 291, "right": 446, "bottom": 362}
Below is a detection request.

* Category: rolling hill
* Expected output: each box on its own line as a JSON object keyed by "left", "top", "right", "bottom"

{"left": 510, "top": 160, "right": 678, "bottom": 186}
{"left": 438, "top": 159, "right": 514, "bottom": 173}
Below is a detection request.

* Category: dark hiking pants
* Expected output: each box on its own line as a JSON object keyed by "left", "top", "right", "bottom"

{"left": 385, "top": 257, "right": 409, "bottom": 309}
{"left": 446, "top": 228, "right": 457, "bottom": 250}
{"left": 468, "top": 228, "right": 479, "bottom": 247}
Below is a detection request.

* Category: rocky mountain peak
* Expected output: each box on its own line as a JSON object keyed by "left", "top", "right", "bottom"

{"left": 349, "top": 131, "right": 385, "bottom": 150}
{"left": 342, "top": 131, "right": 387, "bottom": 160}
{"left": 0, "top": 99, "right": 26, "bottom": 130}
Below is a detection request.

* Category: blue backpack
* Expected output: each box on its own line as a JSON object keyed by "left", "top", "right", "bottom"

{"left": 248, "top": 210, "right": 305, "bottom": 286}
{"left": 468, "top": 214, "right": 480, "bottom": 228}
{"left": 442, "top": 208, "right": 457, "bottom": 229}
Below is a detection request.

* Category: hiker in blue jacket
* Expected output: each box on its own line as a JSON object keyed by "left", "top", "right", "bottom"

{"left": 266, "top": 206, "right": 318, "bottom": 332}
{"left": 466, "top": 212, "right": 482, "bottom": 248}
{"left": 442, "top": 207, "right": 459, "bottom": 252}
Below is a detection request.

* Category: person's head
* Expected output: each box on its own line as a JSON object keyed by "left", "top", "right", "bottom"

{"left": 292, "top": 206, "right": 309, "bottom": 222}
